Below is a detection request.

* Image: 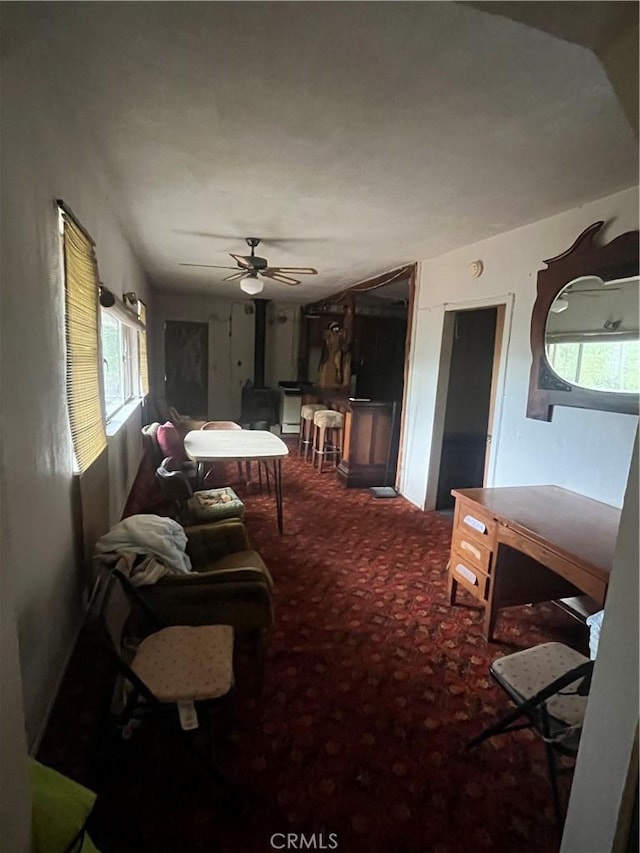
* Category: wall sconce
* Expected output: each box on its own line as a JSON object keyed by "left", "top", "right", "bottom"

{"left": 98, "top": 285, "right": 115, "bottom": 308}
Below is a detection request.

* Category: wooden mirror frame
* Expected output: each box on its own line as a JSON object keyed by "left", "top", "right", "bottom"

{"left": 527, "top": 221, "right": 639, "bottom": 421}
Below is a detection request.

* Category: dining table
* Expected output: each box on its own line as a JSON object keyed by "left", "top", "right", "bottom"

{"left": 183, "top": 429, "right": 289, "bottom": 533}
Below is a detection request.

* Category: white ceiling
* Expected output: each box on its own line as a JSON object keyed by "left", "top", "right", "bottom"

{"left": 5, "top": 2, "right": 638, "bottom": 303}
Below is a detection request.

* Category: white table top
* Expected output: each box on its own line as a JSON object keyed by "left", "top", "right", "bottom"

{"left": 184, "top": 429, "right": 290, "bottom": 461}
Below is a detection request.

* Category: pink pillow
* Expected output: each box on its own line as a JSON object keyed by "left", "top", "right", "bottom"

{"left": 156, "top": 421, "right": 188, "bottom": 463}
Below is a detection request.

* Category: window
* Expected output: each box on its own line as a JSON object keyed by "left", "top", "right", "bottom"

{"left": 100, "top": 309, "right": 140, "bottom": 418}
{"left": 547, "top": 339, "right": 639, "bottom": 393}
{"left": 59, "top": 201, "right": 107, "bottom": 472}
{"left": 138, "top": 300, "right": 150, "bottom": 397}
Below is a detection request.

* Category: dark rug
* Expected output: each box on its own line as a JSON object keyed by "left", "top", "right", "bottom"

{"left": 38, "top": 440, "right": 586, "bottom": 852}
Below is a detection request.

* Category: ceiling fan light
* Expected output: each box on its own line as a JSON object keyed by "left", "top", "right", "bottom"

{"left": 240, "top": 273, "right": 264, "bottom": 295}
{"left": 550, "top": 294, "right": 569, "bottom": 314}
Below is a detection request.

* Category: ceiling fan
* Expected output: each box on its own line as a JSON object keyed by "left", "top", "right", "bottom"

{"left": 179, "top": 237, "right": 318, "bottom": 294}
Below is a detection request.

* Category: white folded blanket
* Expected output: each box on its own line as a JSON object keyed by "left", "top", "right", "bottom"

{"left": 95, "top": 514, "right": 191, "bottom": 575}
{"left": 586, "top": 609, "right": 604, "bottom": 660}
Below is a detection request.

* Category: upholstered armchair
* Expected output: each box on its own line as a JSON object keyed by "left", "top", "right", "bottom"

{"left": 96, "top": 519, "right": 274, "bottom": 635}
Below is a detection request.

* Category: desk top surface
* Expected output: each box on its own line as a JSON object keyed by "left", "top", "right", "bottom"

{"left": 452, "top": 485, "right": 621, "bottom": 575}
{"left": 184, "top": 429, "right": 289, "bottom": 461}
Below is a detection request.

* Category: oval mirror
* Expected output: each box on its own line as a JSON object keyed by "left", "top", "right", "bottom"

{"left": 545, "top": 274, "right": 639, "bottom": 394}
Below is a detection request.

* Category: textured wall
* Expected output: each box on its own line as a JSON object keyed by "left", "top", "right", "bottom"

{"left": 402, "top": 185, "right": 639, "bottom": 510}
{"left": 1, "top": 25, "right": 151, "bottom": 752}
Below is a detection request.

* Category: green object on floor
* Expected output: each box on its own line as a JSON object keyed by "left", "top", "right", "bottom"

{"left": 29, "top": 759, "right": 100, "bottom": 853}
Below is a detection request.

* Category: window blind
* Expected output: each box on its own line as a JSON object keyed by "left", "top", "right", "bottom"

{"left": 138, "top": 300, "right": 149, "bottom": 396}
{"left": 60, "top": 205, "right": 107, "bottom": 472}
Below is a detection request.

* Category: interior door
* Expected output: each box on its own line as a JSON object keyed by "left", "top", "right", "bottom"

{"left": 164, "top": 320, "right": 209, "bottom": 418}
{"left": 483, "top": 304, "right": 506, "bottom": 482}
{"left": 435, "top": 307, "right": 498, "bottom": 510}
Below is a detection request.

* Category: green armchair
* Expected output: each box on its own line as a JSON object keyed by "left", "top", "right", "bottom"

{"left": 98, "top": 519, "right": 274, "bottom": 634}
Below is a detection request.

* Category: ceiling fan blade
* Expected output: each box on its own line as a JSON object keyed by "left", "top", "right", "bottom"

{"left": 179, "top": 263, "right": 238, "bottom": 270}
{"left": 223, "top": 271, "right": 246, "bottom": 282}
{"left": 173, "top": 230, "right": 328, "bottom": 246}
{"left": 229, "top": 253, "right": 252, "bottom": 269}
{"left": 261, "top": 270, "right": 301, "bottom": 286}
{"left": 266, "top": 266, "right": 318, "bottom": 275}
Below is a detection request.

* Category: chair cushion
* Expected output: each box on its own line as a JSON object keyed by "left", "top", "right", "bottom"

{"left": 313, "top": 409, "right": 344, "bottom": 428}
{"left": 132, "top": 625, "right": 234, "bottom": 702}
{"left": 301, "top": 403, "right": 325, "bottom": 420}
{"left": 156, "top": 421, "right": 188, "bottom": 463}
{"left": 491, "top": 642, "right": 589, "bottom": 727}
{"left": 187, "top": 487, "right": 245, "bottom": 524}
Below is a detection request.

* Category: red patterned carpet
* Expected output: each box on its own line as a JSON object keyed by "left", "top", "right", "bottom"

{"left": 39, "top": 440, "right": 586, "bottom": 853}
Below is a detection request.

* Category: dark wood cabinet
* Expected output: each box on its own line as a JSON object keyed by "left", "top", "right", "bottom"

{"left": 337, "top": 400, "right": 395, "bottom": 488}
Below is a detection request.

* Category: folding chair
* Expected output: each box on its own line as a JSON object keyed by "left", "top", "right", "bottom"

{"left": 91, "top": 569, "right": 238, "bottom": 809}
{"left": 467, "top": 642, "right": 594, "bottom": 828}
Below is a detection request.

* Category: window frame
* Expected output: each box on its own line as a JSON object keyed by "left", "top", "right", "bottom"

{"left": 100, "top": 309, "right": 142, "bottom": 421}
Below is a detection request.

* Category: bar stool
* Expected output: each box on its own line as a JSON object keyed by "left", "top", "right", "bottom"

{"left": 312, "top": 409, "right": 344, "bottom": 473}
{"left": 298, "top": 403, "right": 325, "bottom": 461}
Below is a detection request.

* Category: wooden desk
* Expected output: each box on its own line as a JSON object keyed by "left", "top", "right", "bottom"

{"left": 184, "top": 430, "right": 289, "bottom": 534}
{"left": 447, "top": 486, "right": 620, "bottom": 641}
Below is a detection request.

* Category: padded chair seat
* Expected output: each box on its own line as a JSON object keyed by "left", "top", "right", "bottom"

{"left": 491, "top": 642, "right": 589, "bottom": 726}
{"left": 132, "top": 625, "right": 234, "bottom": 702}
{"left": 313, "top": 409, "right": 344, "bottom": 429}
{"left": 301, "top": 403, "right": 325, "bottom": 420}
{"left": 186, "top": 487, "right": 244, "bottom": 524}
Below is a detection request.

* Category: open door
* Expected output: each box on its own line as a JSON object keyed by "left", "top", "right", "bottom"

{"left": 435, "top": 306, "right": 505, "bottom": 510}
{"left": 164, "top": 320, "right": 209, "bottom": 418}
{"left": 483, "top": 303, "right": 506, "bottom": 483}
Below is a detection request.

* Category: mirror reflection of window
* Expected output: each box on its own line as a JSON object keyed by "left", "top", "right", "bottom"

{"left": 545, "top": 275, "right": 639, "bottom": 394}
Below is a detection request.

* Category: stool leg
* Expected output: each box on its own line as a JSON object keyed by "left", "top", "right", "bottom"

{"left": 318, "top": 424, "right": 326, "bottom": 474}
{"left": 311, "top": 423, "right": 318, "bottom": 468}
{"left": 298, "top": 420, "right": 305, "bottom": 457}
{"left": 304, "top": 419, "right": 312, "bottom": 462}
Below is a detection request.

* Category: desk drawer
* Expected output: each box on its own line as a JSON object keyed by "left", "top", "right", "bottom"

{"left": 450, "top": 555, "right": 490, "bottom": 601}
{"left": 451, "top": 530, "right": 492, "bottom": 573}
{"left": 455, "top": 502, "right": 496, "bottom": 546}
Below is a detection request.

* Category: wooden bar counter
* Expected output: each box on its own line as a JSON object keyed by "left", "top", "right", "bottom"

{"left": 306, "top": 389, "right": 395, "bottom": 488}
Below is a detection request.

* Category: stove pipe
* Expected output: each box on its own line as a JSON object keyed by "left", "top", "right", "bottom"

{"left": 253, "top": 298, "right": 268, "bottom": 389}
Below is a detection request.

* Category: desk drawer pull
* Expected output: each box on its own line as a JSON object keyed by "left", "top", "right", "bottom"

{"left": 460, "top": 539, "right": 482, "bottom": 562}
{"left": 455, "top": 564, "right": 478, "bottom": 586}
{"left": 463, "top": 514, "right": 486, "bottom": 534}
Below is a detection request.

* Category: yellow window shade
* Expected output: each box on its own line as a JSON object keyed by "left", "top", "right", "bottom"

{"left": 61, "top": 208, "right": 107, "bottom": 472}
{"left": 138, "top": 300, "right": 149, "bottom": 396}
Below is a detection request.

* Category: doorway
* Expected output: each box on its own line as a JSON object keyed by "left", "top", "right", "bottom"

{"left": 164, "top": 320, "right": 209, "bottom": 418}
{"left": 435, "top": 305, "right": 504, "bottom": 510}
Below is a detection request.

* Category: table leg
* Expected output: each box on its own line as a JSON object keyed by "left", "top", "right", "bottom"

{"left": 273, "top": 459, "right": 284, "bottom": 534}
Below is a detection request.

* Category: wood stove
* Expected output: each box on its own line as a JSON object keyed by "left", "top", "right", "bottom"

{"left": 240, "top": 298, "right": 278, "bottom": 428}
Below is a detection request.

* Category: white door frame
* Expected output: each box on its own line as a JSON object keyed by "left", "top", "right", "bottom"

{"left": 423, "top": 292, "right": 515, "bottom": 511}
